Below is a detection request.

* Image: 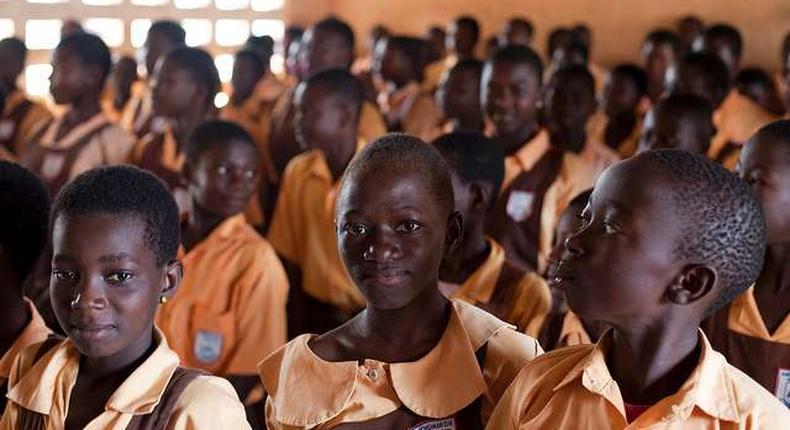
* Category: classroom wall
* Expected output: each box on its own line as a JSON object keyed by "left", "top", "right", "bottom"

{"left": 285, "top": 0, "right": 790, "bottom": 73}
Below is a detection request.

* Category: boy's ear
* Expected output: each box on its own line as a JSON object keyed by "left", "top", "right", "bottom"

{"left": 666, "top": 264, "right": 717, "bottom": 305}
{"left": 161, "top": 259, "right": 183, "bottom": 300}
{"left": 468, "top": 181, "right": 491, "bottom": 215}
{"left": 444, "top": 211, "right": 464, "bottom": 256}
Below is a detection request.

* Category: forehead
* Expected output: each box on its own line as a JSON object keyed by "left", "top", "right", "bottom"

{"left": 53, "top": 212, "right": 148, "bottom": 250}
{"left": 742, "top": 136, "right": 790, "bottom": 168}
{"left": 339, "top": 165, "right": 441, "bottom": 213}
{"left": 592, "top": 161, "right": 674, "bottom": 218}
{"left": 194, "top": 139, "right": 257, "bottom": 164}
{"left": 485, "top": 60, "right": 536, "bottom": 83}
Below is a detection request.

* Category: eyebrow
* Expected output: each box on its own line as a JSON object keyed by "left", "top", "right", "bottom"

{"left": 99, "top": 253, "right": 132, "bottom": 264}
{"left": 602, "top": 199, "right": 634, "bottom": 216}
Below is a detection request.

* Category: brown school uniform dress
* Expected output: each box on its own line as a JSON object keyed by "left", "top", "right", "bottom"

{"left": 710, "top": 90, "right": 779, "bottom": 171}
{"left": 120, "top": 80, "right": 158, "bottom": 139}
{"left": 378, "top": 81, "right": 443, "bottom": 142}
{"left": 586, "top": 109, "right": 642, "bottom": 158}
{"left": 486, "top": 129, "right": 600, "bottom": 272}
{"left": 703, "top": 286, "right": 790, "bottom": 407}
{"left": 439, "top": 238, "right": 551, "bottom": 337}
{"left": 0, "top": 299, "right": 52, "bottom": 413}
{"left": 0, "top": 90, "right": 51, "bottom": 155}
{"left": 19, "top": 111, "right": 135, "bottom": 196}
{"left": 259, "top": 300, "right": 543, "bottom": 429}
{"left": 0, "top": 329, "right": 251, "bottom": 430}
{"left": 487, "top": 329, "right": 790, "bottom": 429}
{"left": 128, "top": 123, "right": 191, "bottom": 214}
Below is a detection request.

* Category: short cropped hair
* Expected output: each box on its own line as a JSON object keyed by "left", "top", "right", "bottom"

{"left": 487, "top": 45, "right": 544, "bottom": 84}
{"left": 185, "top": 119, "right": 259, "bottom": 166}
{"left": 433, "top": 131, "right": 505, "bottom": 204}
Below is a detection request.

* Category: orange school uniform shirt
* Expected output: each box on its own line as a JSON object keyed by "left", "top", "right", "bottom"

{"left": 440, "top": 238, "right": 551, "bottom": 337}
{"left": 157, "top": 215, "right": 288, "bottom": 376}
{"left": 710, "top": 90, "right": 778, "bottom": 171}
{"left": 0, "top": 89, "right": 52, "bottom": 155}
{"left": 497, "top": 129, "right": 601, "bottom": 272}
{"left": 378, "top": 81, "right": 442, "bottom": 142}
{"left": 0, "top": 299, "right": 51, "bottom": 388}
{"left": 259, "top": 300, "right": 544, "bottom": 429}
{"left": 703, "top": 286, "right": 790, "bottom": 406}
{"left": 267, "top": 149, "right": 365, "bottom": 310}
{"left": 486, "top": 330, "right": 790, "bottom": 429}
{"left": 19, "top": 111, "right": 135, "bottom": 196}
{"left": 0, "top": 330, "right": 251, "bottom": 430}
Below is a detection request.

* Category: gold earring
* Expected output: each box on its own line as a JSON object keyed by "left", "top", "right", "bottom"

{"left": 159, "top": 295, "right": 168, "bottom": 304}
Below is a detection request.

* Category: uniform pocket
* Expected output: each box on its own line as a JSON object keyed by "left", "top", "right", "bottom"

{"left": 189, "top": 304, "right": 237, "bottom": 374}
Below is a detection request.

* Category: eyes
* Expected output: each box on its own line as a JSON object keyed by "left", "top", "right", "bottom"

{"left": 215, "top": 165, "right": 257, "bottom": 179}
{"left": 342, "top": 219, "right": 424, "bottom": 237}
{"left": 577, "top": 207, "right": 623, "bottom": 235}
{"left": 52, "top": 269, "right": 135, "bottom": 286}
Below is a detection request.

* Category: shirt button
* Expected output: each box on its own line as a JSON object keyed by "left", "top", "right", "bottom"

{"left": 367, "top": 368, "right": 379, "bottom": 380}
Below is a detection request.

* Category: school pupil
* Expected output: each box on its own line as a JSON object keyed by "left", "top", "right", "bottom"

{"left": 588, "top": 64, "right": 648, "bottom": 158}
{"left": 0, "top": 166, "right": 250, "bottom": 429}
{"left": 155, "top": 120, "right": 288, "bottom": 414}
{"left": 434, "top": 59, "right": 485, "bottom": 136}
{"left": 641, "top": 29, "right": 681, "bottom": 105}
{"left": 19, "top": 32, "right": 135, "bottom": 197}
{"left": 434, "top": 131, "right": 551, "bottom": 336}
{"left": 638, "top": 93, "right": 716, "bottom": 155}
{"left": 0, "top": 162, "right": 53, "bottom": 412}
{"left": 734, "top": 67, "right": 786, "bottom": 118}
{"left": 260, "top": 134, "right": 542, "bottom": 429}
{"left": 487, "top": 150, "right": 790, "bottom": 428}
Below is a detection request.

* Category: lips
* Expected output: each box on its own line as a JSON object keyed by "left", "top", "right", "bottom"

{"left": 552, "top": 260, "right": 577, "bottom": 287}
{"left": 71, "top": 322, "right": 117, "bottom": 342}
{"left": 360, "top": 267, "right": 409, "bottom": 288}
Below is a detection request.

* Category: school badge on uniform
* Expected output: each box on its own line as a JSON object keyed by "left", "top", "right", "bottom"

{"left": 409, "top": 418, "right": 455, "bottom": 430}
{"left": 194, "top": 330, "right": 223, "bottom": 363}
{"left": 0, "top": 120, "right": 15, "bottom": 140}
{"left": 506, "top": 191, "right": 535, "bottom": 222}
{"left": 775, "top": 368, "right": 790, "bottom": 407}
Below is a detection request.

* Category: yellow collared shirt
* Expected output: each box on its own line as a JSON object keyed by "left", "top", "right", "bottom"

{"left": 487, "top": 329, "right": 790, "bottom": 429}
{"left": 0, "top": 299, "right": 52, "bottom": 385}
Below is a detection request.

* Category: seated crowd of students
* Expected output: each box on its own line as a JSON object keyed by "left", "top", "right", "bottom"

{"left": 0, "top": 10, "right": 788, "bottom": 429}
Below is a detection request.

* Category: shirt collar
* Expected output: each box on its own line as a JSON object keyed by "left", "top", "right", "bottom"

{"left": 260, "top": 300, "right": 507, "bottom": 427}
{"left": 728, "top": 285, "right": 790, "bottom": 344}
{"left": 450, "top": 237, "right": 506, "bottom": 305}
{"left": 0, "top": 299, "right": 52, "bottom": 380}
{"left": 558, "top": 311, "right": 592, "bottom": 347}
{"left": 509, "top": 129, "right": 551, "bottom": 174}
{"left": 40, "top": 111, "right": 110, "bottom": 150}
{"left": 554, "top": 329, "right": 740, "bottom": 423}
{"left": 7, "top": 328, "right": 181, "bottom": 415}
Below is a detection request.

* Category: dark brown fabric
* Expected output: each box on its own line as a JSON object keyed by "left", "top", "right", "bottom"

{"left": 486, "top": 147, "right": 565, "bottom": 271}
{"left": 125, "top": 367, "right": 206, "bottom": 430}
{"left": 20, "top": 119, "right": 112, "bottom": 197}
{"left": 0, "top": 98, "right": 33, "bottom": 153}
{"left": 11, "top": 336, "right": 64, "bottom": 430}
{"left": 136, "top": 133, "right": 183, "bottom": 191}
{"left": 703, "top": 306, "right": 790, "bottom": 403}
{"left": 537, "top": 311, "right": 566, "bottom": 352}
{"left": 478, "top": 261, "right": 527, "bottom": 331}
{"left": 714, "top": 141, "right": 741, "bottom": 165}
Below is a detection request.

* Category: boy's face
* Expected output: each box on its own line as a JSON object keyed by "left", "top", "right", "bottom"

{"left": 152, "top": 59, "right": 200, "bottom": 117}
{"left": 231, "top": 55, "right": 261, "bottom": 103}
{"left": 144, "top": 31, "right": 174, "bottom": 77}
{"left": 603, "top": 73, "right": 639, "bottom": 116}
{"left": 740, "top": 137, "right": 790, "bottom": 244}
{"left": 642, "top": 42, "right": 676, "bottom": 93}
{"left": 447, "top": 23, "right": 474, "bottom": 56}
{"left": 337, "top": 166, "right": 459, "bottom": 310}
{"left": 638, "top": 109, "right": 707, "bottom": 155}
{"left": 546, "top": 202, "right": 586, "bottom": 284}
{"left": 186, "top": 141, "right": 260, "bottom": 218}
{"left": 436, "top": 67, "right": 480, "bottom": 121}
{"left": 482, "top": 61, "right": 540, "bottom": 139}
{"left": 294, "top": 83, "right": 347, "bottom": 153}
{"left": 544, "top": 74, "right": 595, "bottom": 130}
{"left": 555, "top": 162, "right": 684, "bottom": 323}
{"left": 50, "top": 47, "right": 93, "bottom": 105}
{"left": 500, "top": 24, "right": 531, "bottom": 47}
{"left": 50, "top": 214, "right": 173, "bottom": 359}
{"left": 299, "top": 28, "right": 349, "bottom": 77}
{"left": 373, "top": 41, "right": 407, "bottom": 84}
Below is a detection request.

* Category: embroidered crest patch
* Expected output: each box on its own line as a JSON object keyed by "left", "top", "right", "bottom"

{"left": 506, "top": 190, "right": 535, "bottom": 222}
{"left": 194, "top": 330, "right": 223, "bottom": 363}
{"left": 775, "top": 368, "right": 790, "bottom": 407}
{"left": 409, "top": 418, "right": 455, "bottom": 430}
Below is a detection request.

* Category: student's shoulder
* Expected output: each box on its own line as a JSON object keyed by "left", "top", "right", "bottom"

{"left": 172, "top": 374, "right": 251, "bottom": 429}
{"left": 281, "top": 149, "right": 324, "bottom": 183}
{"left": 455, "top": 300, "right": 542, "bottom": 360}
{"left": 507, "top": 344, "right": 594, "bottom": 393}
{"left": 721, "top": 360, "right": 790, "bottom": 424}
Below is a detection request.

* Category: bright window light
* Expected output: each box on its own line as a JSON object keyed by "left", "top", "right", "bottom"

{"left": 0, "top": 20, "right": 14, "bottom": 39}
{"left": 25, "top": 64, "right": 52, "bottom": 97}
{"left": 251, "top": 19, "right": 284, "bottom": 41}
{"left": 25, "top": 20, "right": 62, "bottom": 50}
{"left": 214, "top": 54, "right": 234, "bottom": 83}
{"left": 131, "top": 0, "right": 169, "bottom": 5}
{"left": 182, "top": 19, "right": 212, "bottom": 47}
{"left": 215, "top": 0, "right": 247, "bottom": 10}
{"left": 250, "top": 0, "right": 282, "bottom": 12}
{"left": 130, "top": 19, "right": 152, "bottom": 48}
{"left": 82, "top": 0, "right": 123, "bottom": 5}
{"left": 214, "top": 91, "right": 229, "bottom": 109}
{"left": 26, "top": 0, "right": 68, "bottom": 4}
{"left": 215, "top": 19, "right": 249, "bottom": 47}
{"left": 269, "top": 53, "right": 284, "bottom": 75}
{"left": 84, "top": 18, "right": 124, "bottom": 47}
{"left": 174, "top": 0, "right": 211, "bottom": 9}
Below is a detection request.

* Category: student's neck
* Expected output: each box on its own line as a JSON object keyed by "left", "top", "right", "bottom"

{"left": 183, "top": 202, "right": 226, "bottom": 251}
{"left": 65, "top": 96, "right": 102, "bottom": 126}
{"left": 358, "top": 288, "right": 451, "bottom": 362}
{"left": 550, "top": 125, "right": 586, "bottom": 153}
{"left": 0, "top": 294, "right": 30, "bottom": 353}
{"left": 172, "top": 107, "right": 210, "bottom": 148}
{"left": 607, "top": 319, "right": 701, "bottom": 404}
{"left": 81, "top": 328, "right": 156, "bottom": 376}
{"left": 449, "top": 116, "right": 485, "bottom": 132}
{"left": 321, "top": 135, "right": 357, "bottom": 181}
{"left": 440, "top": 227, "right": 489, "bottom": 284}
{"left": 760, "top": 242, "right": 790, "bottom": 294}
{"left": 499, "top": 121, "right": 539, "bottom": 156}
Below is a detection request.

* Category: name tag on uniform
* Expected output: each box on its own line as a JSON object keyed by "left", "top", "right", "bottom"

{"left": 775, "top": 368, "right": 790, "bottom": 407}
{"left": 0, "top": 120, "right": 15, "bottom": 140}
{"left": 506, "top": 191, "right": 535, "bottom": 222}
{"left": 409, "top": 418, "right": 455, "bottom": 430}
{"left": 194, "top": 330, "right": 223, "bottom": 363}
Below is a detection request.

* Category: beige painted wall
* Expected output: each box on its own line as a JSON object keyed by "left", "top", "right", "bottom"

{"left": 286, "top": 0, "right": 790, "bottom": 73}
